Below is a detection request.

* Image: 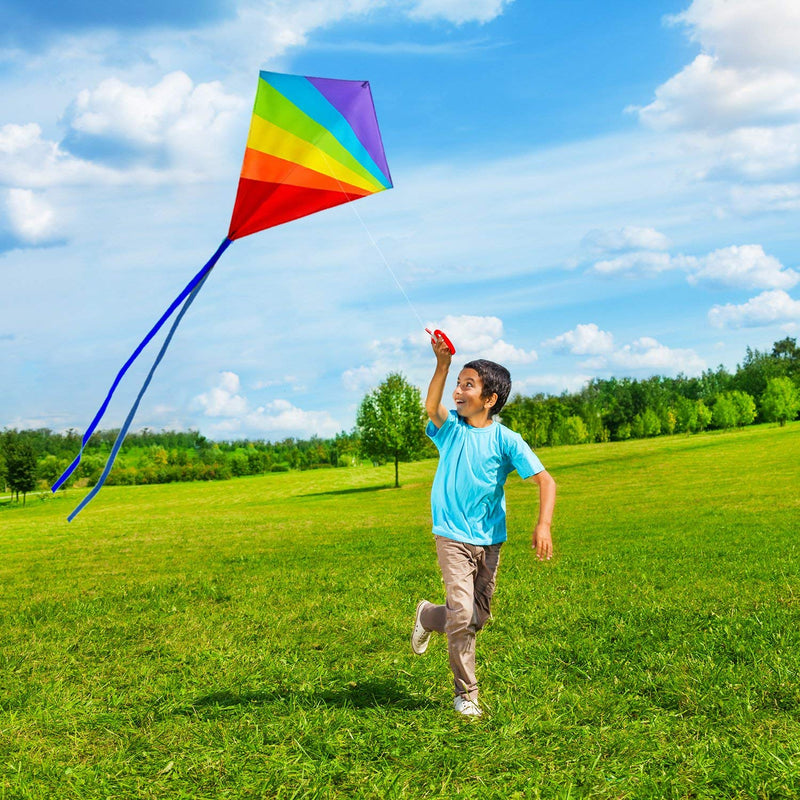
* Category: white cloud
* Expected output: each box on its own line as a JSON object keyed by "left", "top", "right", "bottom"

{"left": 592, "top": 250, "right": 673, "bottom": 277}
{"left": 671, "top": 0, "right": 800, "bottom": 71}
{"left": 637, "top": 54, "right": 800, "bottom": 132}
{"left": 585, "top": 228, "right": 798, "bottom": 291}
{"left": 66, "top": 71, "right": 246, "bottom": 175}
{"left": 5, "top": 189, "right": 60, "bottom": 244}
{"left": 633, "top": 0, "right": 800, "bottom": 180}
{"left": 545, "top": 323, "right": 614, "bottom": 356}
{"left": 432, "top": 314, "right": 537, "bottom": 364}
{"left": 513, "top": 373, "right": 593, "bottom": 396}
{"left": 708, "top": 289, "right": 800, "bottom": 328}
{"left": 582, "top": 336, "right": 706, "bottom": 375}
{"left": 193, "top": 371, "right": 341, "bottom": 438}
{"left": 407, "top": 0, "right": 513, "bottom": 24}
{"left": 194, "top": 370, "right": 248, "bottom": 417}
{"left": 0, "top": 122, "right": 113, "bottom": 188}
{"left": 583, "top": 225, "right": 670, "bottom": 254}
{"left": 729, "top": 182, "right": 800, "bottom": 214}
{"left": 683, "top": 244, "right": 799, "bottom": 290}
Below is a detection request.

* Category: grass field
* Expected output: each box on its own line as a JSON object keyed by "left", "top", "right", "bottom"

{"left": 2, "top": 422, "right": 799, "bottom": 799}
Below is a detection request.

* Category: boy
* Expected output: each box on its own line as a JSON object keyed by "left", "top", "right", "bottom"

{"left": 412, "top": 334, "right": 556, "bottom": 717}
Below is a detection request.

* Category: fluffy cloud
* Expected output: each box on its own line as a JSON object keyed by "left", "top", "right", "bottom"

{"left": 582, "top": 336, "right": 706, "bottom": 375}
{"left": 64, "top": 71, "right": 246, "bottom": 175}
{"left": 544, "top": 323, "right": 614, "bottom": 356}
{"left": 637, "top": 54, "right": 800, "bottom": 133}
{"left": 194, "top": 371, "right": 341, "bottom": 437}
{"left": 633, "top": 0, "right": 800, "bottom": 179}
{"left": 708, "top": 289, "right": 800, "bottom": 328}
{"left": 432, "top": 314, "right": 538, "bottom": 364}
{"left": 683, "top": 244, "right": 799, "bottom": 290}
{"left": 0, "top": 122, "right": 113, "bottom": 188}
{"left": 673, "top": 0, "right": 800, "bottom": 71}
{"left": 586, "top": 226, "right": 798, "bottom": 290}
{"left": 586, "top": 225, "right": 673, "bottom": 277}
{"left": 4, "top": 189, "right": 61, "bottom": 244}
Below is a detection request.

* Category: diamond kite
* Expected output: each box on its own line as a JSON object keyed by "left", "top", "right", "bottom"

{"left": 53, "top": 71, "right": 393, "bottom": 520}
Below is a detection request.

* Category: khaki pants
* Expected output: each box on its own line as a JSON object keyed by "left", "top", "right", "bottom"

{"left": 420, "top": 536, "right": 502, "bottom": 701}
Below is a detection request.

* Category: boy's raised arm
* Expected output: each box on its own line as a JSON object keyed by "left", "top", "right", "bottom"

{"left": 426, "top": 336, "right": 451, "bottom": 429}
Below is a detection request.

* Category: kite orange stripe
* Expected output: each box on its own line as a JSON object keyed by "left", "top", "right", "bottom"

{"left": 240, "top": 148, "right": 371, "bottom": 198}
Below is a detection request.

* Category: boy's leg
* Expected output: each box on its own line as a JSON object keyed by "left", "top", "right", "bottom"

{"left": 419, "top": 601, "right": 446, "bottom": 633}
{"left": 421, "top": 541, "right": 500, "bottom": 635}
{"left": 473, "top": 542, "right": 502, "bottom": 632}
{"left": 434, "top": 536, "right": 482, "bottom": 701}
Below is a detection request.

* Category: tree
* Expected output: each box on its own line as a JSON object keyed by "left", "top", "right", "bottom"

{"left": 712, "top": 394, "right": 737, "bottom": 430}
{"left": 728, "top": 390, "right": 756, "bottom": 427}
{"left": 356, "top": 373, "right": 427, "bottom": 488}
{"left": 5, "top": 438, "right": 37, "bottom": 504}
{"left": 761, "top": 376, "right": 800, "bottom": 426}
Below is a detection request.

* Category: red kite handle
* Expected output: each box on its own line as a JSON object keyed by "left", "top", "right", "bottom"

{"left": 426, "top": 328, "right": 456, "bottom": 355}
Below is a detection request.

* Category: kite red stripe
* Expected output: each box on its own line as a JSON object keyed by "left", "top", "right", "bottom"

{"left": 228, "top": 179, "right": 366, "bottom": 240}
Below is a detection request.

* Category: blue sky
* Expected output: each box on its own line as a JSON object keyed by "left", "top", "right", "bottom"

{"left": 2, "top": 0, "right": 800, "bottom": 439}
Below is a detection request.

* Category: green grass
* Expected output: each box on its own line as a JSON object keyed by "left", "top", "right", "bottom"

{"left": 2, "top": 423, "right": 799, "bottom": 799}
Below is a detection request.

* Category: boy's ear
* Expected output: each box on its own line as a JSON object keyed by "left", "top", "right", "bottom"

{"left": 484, "top": 392, "right": 498, "bottom": 410}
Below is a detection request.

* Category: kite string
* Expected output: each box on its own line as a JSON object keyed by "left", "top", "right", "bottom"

{"left": 348, "top": 203, "right": 427, "bottom": 332}
{"left": 319, "top": 152, "right": 427, "bottom": 332}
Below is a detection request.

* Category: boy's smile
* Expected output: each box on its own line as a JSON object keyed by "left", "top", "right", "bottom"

{"left": 453, "top": 368, "right": 496, "bottom": 426}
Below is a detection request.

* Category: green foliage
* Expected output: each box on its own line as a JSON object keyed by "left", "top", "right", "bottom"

{"left": 356, "top": 373, "right": 427, "bottom": 487}
{"left": 1, "top": 424, "right": 799, "bottom": 798}
{"left": 3, "top": 434, "right": 37, "bottom": 503}
{"left": 504, "top": 340, "right": 791, "bottom": 447}
{"left": 761, "top": 376, "right": 800, "bottom": 426}
{"left": 712, "top": 394, "right": 737, "bottom": 429}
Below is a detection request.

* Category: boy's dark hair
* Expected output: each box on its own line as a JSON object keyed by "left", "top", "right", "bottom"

{"left": 463, "top": 359, "right": 511, "bottom": 417}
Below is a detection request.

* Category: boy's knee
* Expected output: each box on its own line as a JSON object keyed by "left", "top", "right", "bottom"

{"left": 445, "top": 601, "right": 474, "bottom": 636}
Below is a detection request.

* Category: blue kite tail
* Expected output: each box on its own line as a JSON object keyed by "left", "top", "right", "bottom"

{"left": 65, "top": 267, "right": 215, "bottom": 522}
{"left": 52, "top": 237, "right": 232, "bottom": 495}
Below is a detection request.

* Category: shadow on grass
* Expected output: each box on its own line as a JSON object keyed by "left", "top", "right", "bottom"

{"left": 185, "top": 679, "right": 435, "bottom": 715}
{"left": 298, "top": 484, "right": 395, "bottom": 498}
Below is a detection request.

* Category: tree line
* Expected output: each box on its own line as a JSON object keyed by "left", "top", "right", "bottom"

{"left": 501, "top": 337, "right": 800, "bottom": 447}
{"left": 2, "top": 337, "right": 798, "bottom": 503}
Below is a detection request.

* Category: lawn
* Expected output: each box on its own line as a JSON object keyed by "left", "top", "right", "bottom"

{"left": 1, "top": 422, "right": 799, "bottom": 799}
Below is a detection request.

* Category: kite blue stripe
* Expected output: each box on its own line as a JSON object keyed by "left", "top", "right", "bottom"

{"left": 66, "top": 268, "right": 214, "bottom": 522}
{"left": 52, "top": 237, "right": 233, "bottom": 494}
{"left": 260, "top": 71, "right": 391, "bottom": 190}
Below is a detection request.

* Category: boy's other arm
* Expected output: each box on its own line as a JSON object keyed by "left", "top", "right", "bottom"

{"left": 425, "top": 337, "right": 451, "bottom": 429}
{"left": 525, "top": 470, "right": 556, "bottom": 561}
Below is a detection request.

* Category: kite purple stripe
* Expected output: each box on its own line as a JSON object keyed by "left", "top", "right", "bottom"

{"left": 307, "top": 77, "right": 393, "bottom": 186}
{"left": 51, "top": 237, "right": 233, "bottom": 493}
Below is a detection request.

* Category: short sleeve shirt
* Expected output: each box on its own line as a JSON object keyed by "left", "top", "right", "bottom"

{"left": 426, "top": 411, "right": 545, "bottom": 546}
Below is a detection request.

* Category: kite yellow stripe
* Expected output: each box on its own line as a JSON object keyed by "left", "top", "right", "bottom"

{"left": 246, "top": 115, "right": 383, "bottom": 195}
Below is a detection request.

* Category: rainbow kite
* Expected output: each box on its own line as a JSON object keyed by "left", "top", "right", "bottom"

{"left": 53, "top": 71, "right": 393, "bottom": 520}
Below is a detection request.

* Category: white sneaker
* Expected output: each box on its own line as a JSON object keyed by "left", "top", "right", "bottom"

{"left": 454, "top": 696, "right": 482, "bottom": 717}
{"left": 411, "top": 600, "right": 432, "bottom": 655}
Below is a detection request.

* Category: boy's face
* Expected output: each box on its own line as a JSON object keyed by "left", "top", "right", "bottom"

{"left": 453, "top": 368, "right": 496, "bottom": 420}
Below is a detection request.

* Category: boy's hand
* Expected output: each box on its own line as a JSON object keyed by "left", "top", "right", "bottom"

{"left": 532, "top": 522, "right": 552, "bottom": 561}
{"left": 431, "top": 334, "right": 452, "bottom": 367}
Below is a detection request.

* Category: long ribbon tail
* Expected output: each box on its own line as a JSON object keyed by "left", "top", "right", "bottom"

{"left": 66, "top": 267, "right": 215, "bottom": 522}
{"left": 52, "top": 237, "right": 232, "bottom": 493}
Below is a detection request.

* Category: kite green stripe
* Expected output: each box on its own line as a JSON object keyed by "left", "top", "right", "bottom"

{"left": 252, "top": 78, "right": 385, "bottom": 191}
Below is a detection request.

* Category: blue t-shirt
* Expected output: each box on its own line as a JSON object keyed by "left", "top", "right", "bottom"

{"left": 426, "top": 411, "right": 545, "bottom": 546}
